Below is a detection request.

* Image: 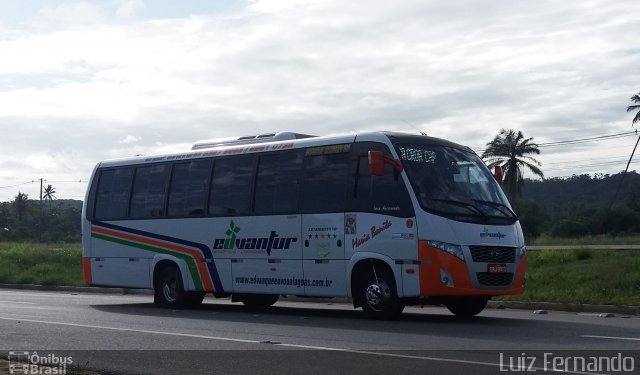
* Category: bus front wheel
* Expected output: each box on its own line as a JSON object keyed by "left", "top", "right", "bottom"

{"left": 359, "top": 267, "right": 404, "bottom": 319}
{"left": 445, "top": 297, "right": 488, "bottom": 317}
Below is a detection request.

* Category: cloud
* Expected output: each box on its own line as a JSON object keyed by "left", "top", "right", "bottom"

{"left": 0, "top": 0, "right": 639, "bottom": 200}
{"left": 29, "top": 2, "right": 108, "bottom": 29}
{"left": 116, "top": 0, "right": 144, "bottom": 20}
{"left": 120, "top": 135, "right": 141, "bottom": 144}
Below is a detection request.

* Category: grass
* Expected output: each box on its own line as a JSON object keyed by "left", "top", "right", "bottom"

{"left": 0, "top": 242, "right": 639, "bottom": 306}
{"left": 528, "top": 234, "right": 640, "bottom": 246}
{"left": 0, "top": 242, "right": 83, "bottom": 286}
{"left": 497, "top": 249, "right": 640, "bottom": 306}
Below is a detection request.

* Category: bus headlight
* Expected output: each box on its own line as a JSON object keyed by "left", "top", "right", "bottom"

{"left": 519, "top": 245, "right": 527, "bottom": 258}
{"left": 428, "top": 240, "right": 465, "bottom": 262}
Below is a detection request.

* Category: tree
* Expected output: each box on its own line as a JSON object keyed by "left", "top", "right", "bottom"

{"left": 43, "top": 184, "right": 56, "bottom": 200}
{"left": 610, "top": 91, "right": 640, "bottom": 207}
{"left": 627, "top": 92, "right": 640, "bottom": 126}
{"left": 481, "top": 129, "right": 544, "bottom": 202}
{"left": 13, "top": 192, "right": 29, "bottom": 222}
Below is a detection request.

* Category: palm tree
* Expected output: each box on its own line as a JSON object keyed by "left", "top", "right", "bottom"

{"left": 610, "top": 92, "right": 640, "bottom": 207}
{"left": 43, "top": 184, "right": 56, "bottom": 200}
{"left": 13, "top": 192, "right": 29, "bottom": 222}
{"left": 627, "top": 92, "right": 640, "bottom": 126}
{"left": 481, "top": 129, "right": 544, "bottom": 202}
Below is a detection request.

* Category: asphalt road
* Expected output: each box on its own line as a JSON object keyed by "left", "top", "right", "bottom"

{"left": 0, "top": 289, "right": 639, "bottom": 375}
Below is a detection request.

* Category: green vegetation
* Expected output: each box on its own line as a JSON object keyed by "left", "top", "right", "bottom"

{"left": 498, "top": 249, "right": 640, "bottom": 306}
{"left": 529, "top": 234, "right": 640, "bottom": 246}
{"left": 0, "top": 195, "right": 82, "bottom": 243}
{"left": 516, "top": 172, "right": 640, "bottom": 239}
{"left": 0, "top": 243, "right": 83, "bottom": 286}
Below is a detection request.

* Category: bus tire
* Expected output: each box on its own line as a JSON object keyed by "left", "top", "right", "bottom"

{"left": 359, "top": 266, "right": 404, "bottom": 320}
{"left": 156, "top": 265, "right": 189, "bottom": 308}
{"left": 445, "top": 297, "right": 488, "bottom": 317}
{"left": 185, "top": 291, "right": 206, "bottom": 307}
{"left": 237, "top": 293, "right": 279, "bottom": 307}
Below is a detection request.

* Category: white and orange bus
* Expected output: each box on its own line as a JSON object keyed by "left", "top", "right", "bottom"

{"left": 82, "top": 131, "right": 526, "bottom": 318}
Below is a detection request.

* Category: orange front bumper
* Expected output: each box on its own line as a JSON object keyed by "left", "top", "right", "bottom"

{"left": 418, "top": 241, "right": 526, "bottom": 296}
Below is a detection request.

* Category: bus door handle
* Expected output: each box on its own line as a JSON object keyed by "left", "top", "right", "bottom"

{"left": 304, "top": 240, "right": 309, "bottom": 247}
{"left": 337, "top": 240, "right": 342, "bottom": 247}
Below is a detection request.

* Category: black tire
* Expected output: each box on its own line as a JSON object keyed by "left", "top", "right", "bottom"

{"left": 236, "top": 293, "right": 279, "bottom": 307}
{"left": 445, "top": 297, "right": 488, "bottom": 317}
{"left": 156, "top": 265, "right": 189, "bottom": 308}
{"left": 359, "top": 267, "right": 404, "bottom": 320}
{"left": 185, "top": 291, "right": 206, "bottom": 307}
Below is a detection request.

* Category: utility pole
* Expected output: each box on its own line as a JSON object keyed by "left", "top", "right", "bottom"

{"left": 38, "top": 178, "right": 43, "bottom": 242}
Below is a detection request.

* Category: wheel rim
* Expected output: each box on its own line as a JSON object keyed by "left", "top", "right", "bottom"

{"left": 162, "top": 272, "right": 178, "bottom": 303}
{"left": 365, "top": 279, "right": 391, "bottom": 311}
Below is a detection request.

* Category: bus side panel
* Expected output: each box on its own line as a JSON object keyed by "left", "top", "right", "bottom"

{"left": 213, "top": 258, "right": 233, "bottom": 293}
{"left": 89, "top": 238, "right": 152, "bottom": 288}
{"left": 213, "top": 215, "right": 304, "bottom": 295}
{"left": 231, "top": 259, "right": 304, "bottom": 294}
{"left": 302, "top": 260, "right": 347, "bottom": 297}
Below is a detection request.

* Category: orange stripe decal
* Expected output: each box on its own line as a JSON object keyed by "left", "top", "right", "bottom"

{"left": 91, "top": 225, "right": 214, "bottom": 292}
{"left": 82, "top": 257, "right": 92, "bottom": 286}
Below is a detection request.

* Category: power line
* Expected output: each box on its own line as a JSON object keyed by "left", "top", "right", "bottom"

{"left": 472, "top": 130, "right": 638, "bottom": 153}
{"left": 537, "top": 131, "right": 637, "bottom": 147}
{"left": 0, "top": 181, "right": 34, "bottom": 189}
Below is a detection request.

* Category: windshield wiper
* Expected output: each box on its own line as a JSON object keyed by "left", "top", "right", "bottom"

{"left": 430, "top": 198, "right": 486, "bottom": 217}
{"left": 473, "top": 199, "right": 517, "bottom": 219}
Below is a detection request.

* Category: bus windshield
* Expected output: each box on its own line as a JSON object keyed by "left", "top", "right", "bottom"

{"left": 396, "top": 143, "right": 517, "bottom": 224}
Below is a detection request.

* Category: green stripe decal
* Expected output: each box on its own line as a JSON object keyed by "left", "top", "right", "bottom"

{"left": 91, "top": 232, "right": 204, "bottom": 290}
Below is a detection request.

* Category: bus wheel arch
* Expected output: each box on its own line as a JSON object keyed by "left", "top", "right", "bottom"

{"left": 351, "top": 259, "right": 404, "bottom": 319}
{"left": 153, "top": 260, "right": 204, "bottom": 308}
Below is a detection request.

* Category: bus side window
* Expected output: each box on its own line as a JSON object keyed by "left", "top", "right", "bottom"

{"left": 209, "top": 156, "right": 255, "bottom": 216}
{"left": 301, "top": 151, "right": 350, "bottom": 213}
{"left": 129, "top": 164, "right": 171, "bottom": 219}
{"left": 167, "top": 159, "right": 213, "bottom": 217}
{"left": 254, "top": 150, "right": 303, "bottom": 215}
{"left": 348, "top": 143, "right": 414, "bottom": 217}
{"left": 94, "top": 167, "right": 134, "bottom": 220}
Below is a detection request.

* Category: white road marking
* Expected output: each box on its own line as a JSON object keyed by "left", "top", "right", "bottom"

{"left": 0, "top": 301, "right": 37, "bottom": 305}
{"left": 0, "top": 316, "right": 600, "bottom": 374}
{"left": 0, "top": 316, "right": 259, "bottom": 344}
{"left": 582, "top": 335, "right": 640, "bottom": 341}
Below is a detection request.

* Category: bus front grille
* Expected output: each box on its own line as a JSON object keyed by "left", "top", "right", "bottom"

{"left": 476, "top": 272, "right": 514, "bottom": 286}
{"left": 469, "top": 246, "right": 516, "bottom": 263}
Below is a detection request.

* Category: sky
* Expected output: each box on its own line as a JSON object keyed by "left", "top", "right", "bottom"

{"left": 0, "top": 0, "right": 639, "bottom": 202}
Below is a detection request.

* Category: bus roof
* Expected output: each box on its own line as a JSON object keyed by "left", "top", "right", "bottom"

{"left": 95, "top": 131, "right": 472, "bottom": 169}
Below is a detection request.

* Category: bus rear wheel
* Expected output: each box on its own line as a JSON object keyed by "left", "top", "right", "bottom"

{"left": 185, "top": 291, "right": 206, "bottom": 307}
{"left": 156, "top": 265, "right": 190, "bottom": 308}
{"left": 445, "top": 297, "right": 488, "bottom": 317}
{"left": 359, "top": 267, "right": 404, "bottom": 320}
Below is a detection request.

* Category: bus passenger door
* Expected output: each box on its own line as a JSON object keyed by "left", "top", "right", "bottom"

{"left": 300, "top": 145, "right": 352, "bottom": 297}
{"left": 302, "top": 214, "right": 346, "bottom": 296}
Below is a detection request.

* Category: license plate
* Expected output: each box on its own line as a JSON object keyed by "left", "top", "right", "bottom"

{"left": 488, "top": 263, "right": 507, "bottom": 273}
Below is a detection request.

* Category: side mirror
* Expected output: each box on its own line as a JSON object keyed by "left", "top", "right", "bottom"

{"left": 368, "top": 151, "right": 404, "bottom": 177}
{"left": 493, "top": 165, "right": 503, "bottom": 185}
{"left": 368, "top": 151, "right": 386, "bottom": 176}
